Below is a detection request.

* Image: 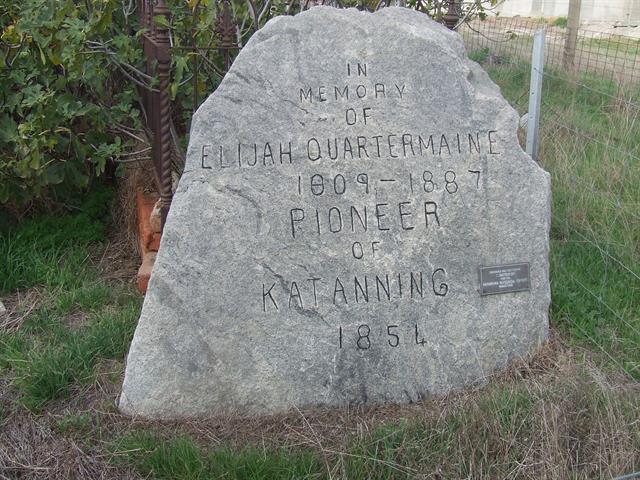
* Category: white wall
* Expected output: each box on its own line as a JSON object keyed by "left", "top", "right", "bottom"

{"left": 496, "top": 0, "right": 640, "bottom": 23}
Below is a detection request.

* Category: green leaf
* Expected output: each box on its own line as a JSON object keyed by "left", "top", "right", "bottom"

{"left": 153, "top": 15, "right": 170, "bottom": 28}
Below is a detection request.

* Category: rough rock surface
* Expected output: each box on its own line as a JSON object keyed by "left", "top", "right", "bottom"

{"left": 120, "top": 6, "right": 551, "bottom": 419}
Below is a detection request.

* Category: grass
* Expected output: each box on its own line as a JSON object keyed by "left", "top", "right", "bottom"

{"left": 0, "top": 62, "right": 639, "bottom": 478}
{"left": 103, "top": 360, "right": 638, "bottom": 479}
{"left": 0, "top": 188, "right": 142, "bottom": 411}
{"left": 0, "top": 186, "right": 112, "bottom": 293}
{"left": 462, "top": 18, "right": 640, "bottom": 84}
{"left": 475, "top": 56, "right": 640, "bottom": 380}
{"left": 582, "top": 36, "right": 640, "bottom": 59}
{"left": 114, "top": 432, "right": 322, "bottom": 479}
{"left": 7, "top": 296, "right": 140, "bottom": 411}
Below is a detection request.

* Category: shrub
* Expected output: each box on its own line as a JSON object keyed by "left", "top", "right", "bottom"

{"left": 0, "top": 0, "right": 142, "bottom": 208}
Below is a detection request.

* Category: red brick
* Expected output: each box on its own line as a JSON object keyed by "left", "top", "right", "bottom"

{"left": 136, "top": 187, "right": 159, "bottom": 256}
{"left": 135, "top": 187, "right": 162, "bottom": 294}
{"left": 136, "top": 252, "right": 157, "bottom": 294}
{"left": 147, "top": 233, "right": 161, "bottom": 252}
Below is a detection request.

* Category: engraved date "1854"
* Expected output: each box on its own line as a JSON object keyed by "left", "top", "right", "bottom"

{"left": 338, "top": 323, "right": 429, "bottom": 349}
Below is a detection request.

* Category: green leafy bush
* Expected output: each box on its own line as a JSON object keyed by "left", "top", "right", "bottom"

{"left": 0, "top": 0, "right": 142, "bottom": 208}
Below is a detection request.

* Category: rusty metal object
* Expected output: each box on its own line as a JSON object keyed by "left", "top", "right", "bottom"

{"left": 215, "top": 0, "right": 236, "bottom": 46}
{"left": 215, "top": 0, "right": 237, "bottom": 72}
{"left": 153, "top": 0, "right": 173, "bottom": 228}
{"left": 137, "top": 0, "right": 242, "bottom": 232}
{"left": 137, "top": 0, "right": 173, "bottom": 229}
{"left": 443, "top": 0, "right": 459, "bottom": 30}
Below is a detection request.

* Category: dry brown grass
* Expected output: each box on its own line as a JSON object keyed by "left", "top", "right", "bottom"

{"left": 1, "top": 329, "right": 638, "bottom": 479}
{"left": 111, "top": 156, "right": 156, "bottom": 262}
{"left": 0, "top": 289, "right": 44, "bottom": 331}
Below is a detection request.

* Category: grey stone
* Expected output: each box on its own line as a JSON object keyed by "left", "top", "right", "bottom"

{"left": 0, "top": 301, "right": 5, "bottom": 316}
{"left": 120, "top": 6, "right": 551, "bottom": 419}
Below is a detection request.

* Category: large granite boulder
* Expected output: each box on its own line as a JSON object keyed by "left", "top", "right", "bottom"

{"left": 119, "top": 6, "right": 551, "bottom": 419}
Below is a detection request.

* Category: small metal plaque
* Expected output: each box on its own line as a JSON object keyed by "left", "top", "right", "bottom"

{"left": 479, "top": 263, "right": 531, "bottom": 296}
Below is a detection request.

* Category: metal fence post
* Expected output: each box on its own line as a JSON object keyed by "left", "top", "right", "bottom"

{"left": 526, "top": 28, "right": 545, "bottom": 161}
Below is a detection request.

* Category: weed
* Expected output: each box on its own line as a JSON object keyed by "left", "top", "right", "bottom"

{"left": 0, "top": 187, "right": 142, "bottom": 410}
{"left": 468, "top": 46, "right": 491, "bottom": 63}
{"left": 582, "top": 35, "right": 640, "bottom": 58}
{"left": 334, "top": 365, "right": 639, "bottom": 478}
{"left": 552, "top": 16, "right": 568, "bottom": 28}
{"left": 8, "top": 293, "right": 140, "bottom": 411}
{"left": 0, "top": 331, "right": 29, "bottom": 370}
{"left": 55, "top": 412, "right": 95, "bottom": 435}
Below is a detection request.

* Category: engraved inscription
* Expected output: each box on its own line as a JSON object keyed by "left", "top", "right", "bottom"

{"left": 337, "top": 322, "right": 433, "bottom": 350}
{"left": 199, "top": 131, "right": 500, "bottom": 170}
{"left": 262, "top": 268, "right": 449, "bottom": 312}
{"left": 201, "top": 60, "right": 506, "bottom": 347}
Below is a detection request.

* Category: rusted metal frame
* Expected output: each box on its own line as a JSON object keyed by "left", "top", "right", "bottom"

{"left": 138, "top": 0, "right": 173, "bottom": 228}
{"left": 215, "top": 0, "right": 238, "bottom": 72}
{"left": 443, "top": 0, "right": 459, "bottom": 30}
{"left": 151, "top": 0, "right": 173, "bottom": 227}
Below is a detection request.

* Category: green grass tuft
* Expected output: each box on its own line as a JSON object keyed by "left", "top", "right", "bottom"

{"left": 0, "top": 330, "right": 30, "bottom": 371}
{"left": 552, "top": 16, "right": 568, "bottom": 28}
{"left": 9, "top": 292, "right": 141, "bottom": 411}
{"left": 0, "top": 186, "right": 113, "bottom": 293}
{"left": 114, "top": 432, "right": 322, "bottom": 480}
{"left": 54, "top": 412, "right": 95, "bottom": 435}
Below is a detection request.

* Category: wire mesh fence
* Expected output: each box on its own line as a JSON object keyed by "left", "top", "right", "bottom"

{"left": 461, "top": 18, "right": 640, "bottom": 379}
{"left": 460, "top": 16, "right": 640, "bottom": 84}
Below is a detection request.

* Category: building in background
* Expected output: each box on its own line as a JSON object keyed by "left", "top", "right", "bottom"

{"left": 496, "top": 0, "right": 640, "bottom": 24}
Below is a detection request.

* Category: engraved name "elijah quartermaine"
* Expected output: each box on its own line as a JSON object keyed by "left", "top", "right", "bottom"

{"left": 200, "top": 130, "right": 500, "bottom": 170}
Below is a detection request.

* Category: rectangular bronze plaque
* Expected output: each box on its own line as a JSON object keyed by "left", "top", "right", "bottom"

{"left": 479, "top": 263, "right": 531, "bottom": 296}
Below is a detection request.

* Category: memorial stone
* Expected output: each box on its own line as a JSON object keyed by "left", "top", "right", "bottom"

{"left": 120, "top": 6, "right": 551, "bottom": 418}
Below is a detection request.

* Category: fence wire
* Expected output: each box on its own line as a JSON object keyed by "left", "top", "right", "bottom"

{"left": 461, "top": 16, "right": 640, "bottom": 84}
{"left": 462, "top": 17, "right": 640, "bottom": 379}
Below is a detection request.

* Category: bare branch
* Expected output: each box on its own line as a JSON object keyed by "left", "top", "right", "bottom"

{"left": 113, "top": 124, "right": 149, "bottom": 144}
{"left": 245, "top": 0, "right": 260, "bottom": 31}
{"left": 257, "top": 0, "right": 271, "bottom": 25}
